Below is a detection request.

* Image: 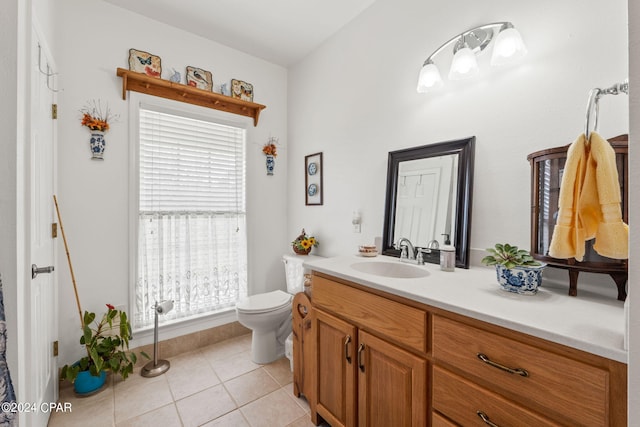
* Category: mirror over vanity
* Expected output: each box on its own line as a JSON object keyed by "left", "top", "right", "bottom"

{"left": 382, "top": 137, "right": 475, "bottom": 268}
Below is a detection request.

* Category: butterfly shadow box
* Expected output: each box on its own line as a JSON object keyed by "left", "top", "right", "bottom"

{"left": 128, "top": 48, "right": 161, "bottom": 78}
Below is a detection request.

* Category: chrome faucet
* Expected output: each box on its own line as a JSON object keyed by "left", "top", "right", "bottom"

{"left": 396, "top": 237, "right": 416, "bottom": 260}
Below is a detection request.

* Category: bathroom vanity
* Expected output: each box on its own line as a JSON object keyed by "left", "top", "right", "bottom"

{"left": 295, "top": 255, "right": 627, "bottom": 427}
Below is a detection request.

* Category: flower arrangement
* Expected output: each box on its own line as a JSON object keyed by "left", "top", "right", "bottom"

{"left": 262, "top": 141, "right": 278, "bottom": 157}
{"left": 292, "top": 228, "right": 319, "bottom": 255}
{"left": 80, "top": 100, "right": 117, "bottom": 132}
{"left": 60, "top": 304, "right": 148, "bottom": 382}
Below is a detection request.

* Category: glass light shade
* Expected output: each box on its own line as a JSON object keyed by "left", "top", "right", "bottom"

{"left": 448, "top": 46, "right": 479, "bottom": 80}
{"left": 416, "top": 62, "right": 443, "bottom": 92}
{"left": 491, "top": 27, "right": 528, "bottom": 66}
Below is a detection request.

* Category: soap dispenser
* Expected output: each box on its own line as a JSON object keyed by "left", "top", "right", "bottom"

{"left": 440, "top": 244, "right": 455, "bottom": 272}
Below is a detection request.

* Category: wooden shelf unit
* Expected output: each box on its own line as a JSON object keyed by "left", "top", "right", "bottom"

{"left": 116, "top": 68, "right": 266, "bottom": 126}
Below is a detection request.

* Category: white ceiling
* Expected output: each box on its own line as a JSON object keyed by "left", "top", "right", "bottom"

{"left": 103, "top": 0, "right": 376, "bottom": 67}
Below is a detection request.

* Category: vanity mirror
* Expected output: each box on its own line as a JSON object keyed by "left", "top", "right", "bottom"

{"left": 382, "top": 137, "right": 475, "bottom": 268}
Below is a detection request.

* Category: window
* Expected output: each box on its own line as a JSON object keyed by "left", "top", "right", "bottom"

{"left": 134, "top": 105, "right": 247, "bottom": 329}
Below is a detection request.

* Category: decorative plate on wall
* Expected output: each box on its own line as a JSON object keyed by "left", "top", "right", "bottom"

{"left": 231, "top": 79, "right": 254, "bottom": 102}
{"left": 128, "top": 49, "right": 162, "bottom": 78}
{"left": 186, "top": 66, "right": 213, "bottom": 91}
{"left": 305, "top": 152, "right": 323, "bottom": 206}
{"left": 308, "top": 162, "right": 317, "bottom": 175}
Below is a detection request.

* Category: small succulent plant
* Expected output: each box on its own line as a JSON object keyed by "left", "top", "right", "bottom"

{"left": 481, "top": 243, "right": 541, "bottom": 269}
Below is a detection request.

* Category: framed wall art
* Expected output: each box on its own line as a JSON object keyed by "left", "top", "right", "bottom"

{"left": 305, "top": 152, "right": 323, "bottom": 206}
{"left": 186, "top": 66, "right": 213, "bottom": 91}
{"left": 128, "top": 48, "right": 162, "bottom": 78}
{"left": 231, "top": 79, "right": 254, "bottom": 102}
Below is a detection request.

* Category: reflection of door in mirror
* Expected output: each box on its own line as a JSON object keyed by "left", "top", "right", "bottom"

{"left": 395, "top": 155, "right": 458, "bottom": 248}
{"left": 382, "top": 136, "right": 474, "bottom": 269}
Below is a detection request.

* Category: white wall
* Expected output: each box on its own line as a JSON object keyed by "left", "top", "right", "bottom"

{"left": 628, "top": 1, "right": 639, "bottom": 423}
{"left": 288, "top": 0, "right": 628, "bottom": 261}
{"left": 290, "top": 0, "right": 635, "bottom": 421}
{"left": 33, "top": 0, "right": 56, "bottom": 50}
{"left": 53, "top": 0, "right": 288, "bottom": 365}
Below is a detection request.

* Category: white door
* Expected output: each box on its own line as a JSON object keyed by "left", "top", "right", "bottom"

{"left": 28, "top": 28, "right": 58, "bottom": 427}
{"left": 395, "top": 167, "right": 440, "bottom": 245}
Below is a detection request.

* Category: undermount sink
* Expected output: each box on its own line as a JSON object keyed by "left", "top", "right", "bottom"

{"left": 350, "top": 261, "right": 430, "bottom": 279}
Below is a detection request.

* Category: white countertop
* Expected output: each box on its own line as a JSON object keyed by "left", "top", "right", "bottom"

{"left": 303, "top": 255, "right": 627, "bottom": 363}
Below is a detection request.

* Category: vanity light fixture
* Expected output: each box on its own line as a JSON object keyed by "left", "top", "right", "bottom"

{"left": 416, "top": 21, "right": 527, "bottom": 93}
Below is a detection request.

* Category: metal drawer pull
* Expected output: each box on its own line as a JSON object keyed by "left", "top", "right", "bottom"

{"left": 344, "top": 335, "right": 352, "bottom": 364}
{"left": 357, "top": 343, "right": 365, "bottom": 372}
{"left": 477, "top": 353, "right": 529, "bottom": 377}
{"left": 477, "top": 411, "right": 501, "bottom": 427}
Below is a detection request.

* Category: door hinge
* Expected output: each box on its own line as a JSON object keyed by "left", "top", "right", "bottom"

{"left": 53, "top": 341, "right": 58, "bottom": 357}
{"left": 52, "top": 104, "right": 58, "bottom": 119}
{"left": 51, "top": 223, "right": 58, "bottom": 238}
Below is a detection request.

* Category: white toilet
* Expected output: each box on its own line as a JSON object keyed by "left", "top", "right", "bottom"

{"left": 236, "top": 254, "right": 311, "bottom": 364}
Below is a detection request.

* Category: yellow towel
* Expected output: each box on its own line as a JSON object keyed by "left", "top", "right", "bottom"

{"left": 580, "top": 132, "right": 628, "bottom": 259}
{"left": 548, "top": 132, "right": 628, "bottom": 261}
{"left": 548, "top": 134, "right": 587, "bottom": 260}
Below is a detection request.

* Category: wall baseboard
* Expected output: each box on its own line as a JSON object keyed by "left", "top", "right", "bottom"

{"left": 131, "top": 321, "right": 250, "bottom": 366}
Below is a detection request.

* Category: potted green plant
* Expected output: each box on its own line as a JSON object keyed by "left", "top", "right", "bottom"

{"left": 481, "top": 243, "right": 545, "bottom": 295}
{"left": 60, "top": 304, "right": 148, "bottom": 394}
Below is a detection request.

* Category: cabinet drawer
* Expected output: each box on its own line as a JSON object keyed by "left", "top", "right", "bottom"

{"left": 432, "top": 315, "right": 609, "bottom": 427}
{"left": 312, "top": 275, "right": 427, "bottom": 353}
{"left": 431, "top": 412, "right": 457, "bottom": 427}
{"left": 433, "top": 366, "right": 560, "bottom": 427}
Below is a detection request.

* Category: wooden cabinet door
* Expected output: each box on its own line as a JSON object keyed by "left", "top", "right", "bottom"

{"left": 316, "top": 310, "right": 357, "bottom": 427}
{"left": 357, "top": 330, "right": 427, "bottom": 427}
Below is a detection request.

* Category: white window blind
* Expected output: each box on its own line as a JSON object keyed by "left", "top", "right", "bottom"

{"left": 135, "top": 107, "right": 247, "bottom": 329}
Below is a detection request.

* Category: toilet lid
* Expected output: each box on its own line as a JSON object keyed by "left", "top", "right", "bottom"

{"left": 236, "top": 290, "right": 292, "bottom": 314}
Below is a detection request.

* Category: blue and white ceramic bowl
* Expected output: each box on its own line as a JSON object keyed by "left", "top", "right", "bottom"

{"left": 495, "top": 264, "right": 546, "bottom": 295}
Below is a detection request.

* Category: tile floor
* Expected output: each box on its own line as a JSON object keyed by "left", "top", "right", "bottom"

{"left": 48, "top": 334, "right": 322, "bottom": 427}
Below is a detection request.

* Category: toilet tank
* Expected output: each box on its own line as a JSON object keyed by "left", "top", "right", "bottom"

{"left": 283, "top": 254, "right": 313, "bottom": 294}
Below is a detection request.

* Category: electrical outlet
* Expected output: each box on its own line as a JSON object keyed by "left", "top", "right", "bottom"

{"left": 353, "top": 223, "right": 361, "bottom": 233}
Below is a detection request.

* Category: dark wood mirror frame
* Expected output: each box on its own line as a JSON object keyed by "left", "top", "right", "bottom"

{"left": 382, "top": 137, "right": 475, "bottom": 268}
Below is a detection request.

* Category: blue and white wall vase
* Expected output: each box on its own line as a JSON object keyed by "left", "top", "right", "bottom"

{"left": 90, "top": 131, "right": 106, "bottom": 160}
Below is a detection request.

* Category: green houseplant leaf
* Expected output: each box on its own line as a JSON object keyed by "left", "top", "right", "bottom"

{"left": 60, "top": 304, "right": 149, "bottom": 384}
{"left": 481, "top": 243, "right": 542, "bottom": 268}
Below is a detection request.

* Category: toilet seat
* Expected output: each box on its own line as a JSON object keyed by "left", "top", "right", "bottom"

{"left": 236, "top": 290, "right": 292, "bottom": 314}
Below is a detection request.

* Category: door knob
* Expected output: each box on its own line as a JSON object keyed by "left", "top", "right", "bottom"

{"left": 32, "top": 264, "right": 54, "bottom": 279}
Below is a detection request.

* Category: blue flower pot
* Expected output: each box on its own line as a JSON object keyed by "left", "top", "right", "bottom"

{"left": 495, "top": 264, "right": 546, "bottom": 295}
{"left": 74, "top": 368, "right": 107, "bottom": 395}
